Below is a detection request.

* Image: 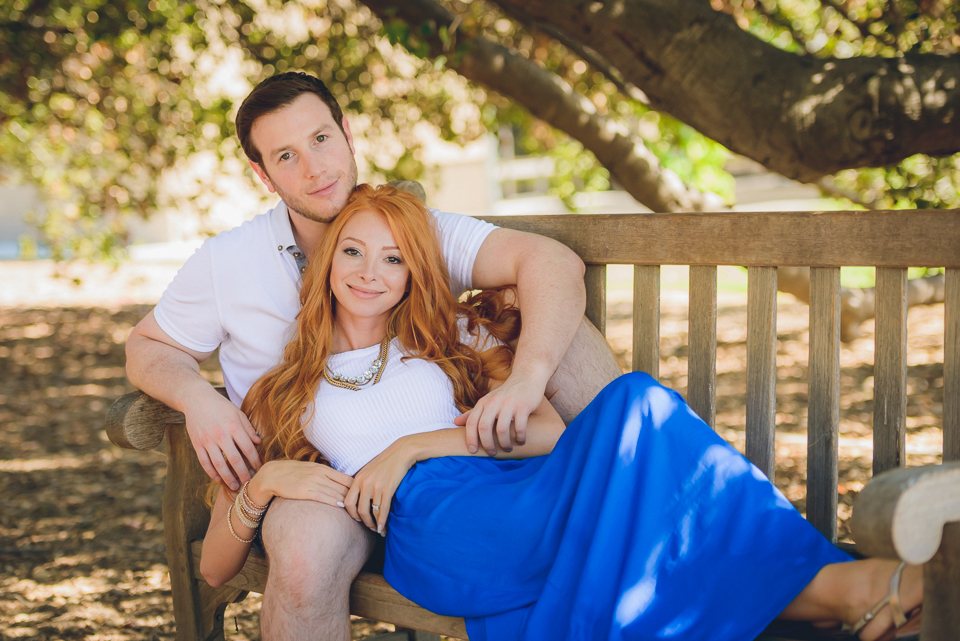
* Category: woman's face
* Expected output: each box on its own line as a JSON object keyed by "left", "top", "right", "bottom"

{"left": 330, "top": 208, "right": 410, "bottom": 323}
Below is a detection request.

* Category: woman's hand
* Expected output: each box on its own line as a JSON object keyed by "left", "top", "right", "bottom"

{"left": 199, "top": 459, "right": 353, "bottom": 588}
{"left": 254, "top": 459, "right": 355, "bottom": 508}
{"left": 343, "top": 437, "right": 420, "bottom": 535}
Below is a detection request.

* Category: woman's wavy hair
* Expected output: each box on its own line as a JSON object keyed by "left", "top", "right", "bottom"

{"left": 241, "top": 183, "right": 520, "bottom": 466}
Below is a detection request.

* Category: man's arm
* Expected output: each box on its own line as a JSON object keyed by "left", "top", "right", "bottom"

{"left": 460, "top": 227, "right": 585, "bottom": 455}
{"left": 126, "top": 310, "right": 261, "bottom": 490}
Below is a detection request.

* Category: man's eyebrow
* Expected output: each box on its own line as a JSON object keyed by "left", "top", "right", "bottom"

{"left": 266, "top": 126, "right": 331, "bottom": 159}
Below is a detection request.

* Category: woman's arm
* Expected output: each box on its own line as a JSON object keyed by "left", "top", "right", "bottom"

{"left": 412, "top": 393, "right": 564, "bottom": 462}
{"left": 344, "top": 393, "right": 565, "bottom": 536}
{"left": 199, "top": 460, "right": 354, "bottom": 587}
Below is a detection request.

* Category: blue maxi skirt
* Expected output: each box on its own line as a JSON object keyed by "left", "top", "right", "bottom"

{"left": 383, "top": 373, "right": 850, "bottom": 641}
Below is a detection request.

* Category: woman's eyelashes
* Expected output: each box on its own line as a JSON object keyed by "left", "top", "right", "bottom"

{"left": 341, "top": 247, "right": 403, "bottom": 265}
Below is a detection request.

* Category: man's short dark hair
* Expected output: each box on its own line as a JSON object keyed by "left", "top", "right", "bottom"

{"left": 236, "top": 72, "right": 346, "bottom": 166}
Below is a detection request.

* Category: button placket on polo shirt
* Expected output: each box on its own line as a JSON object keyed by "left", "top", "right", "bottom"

{"left": 286, "top": 246, "right": 308, "bottom": 274}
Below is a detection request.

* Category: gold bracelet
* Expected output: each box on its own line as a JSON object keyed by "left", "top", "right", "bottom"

{"left": 226, "top": 504, "right": 255, "bottom": 544}
{"left": 237, "top": 489, "right": 265, "bottom": 519}
{"left": 238, "top": 501, "right": 263, "bottom": 522}
{"left": 241, "top": 480, "right": 269, "bottom": 512}
{"left": 234, "top": 493, "right": 262, "bottom": 529}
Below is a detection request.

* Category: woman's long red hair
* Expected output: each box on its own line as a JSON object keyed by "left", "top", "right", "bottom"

{"left": 241, "top": 184, "right": 519, "bottom": 465}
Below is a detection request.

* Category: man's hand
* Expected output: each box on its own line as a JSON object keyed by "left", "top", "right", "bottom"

{"left": 126, "top": 310, "right": 263, "bottom": 491}
{"left": 456, "top": 374, "right": 545, "bottom": 456}
{"left": 467, "top": 227, "right": 585, "bottom": 456}
{"left": 183, "top": 390, "right": 263, "bottom": 491}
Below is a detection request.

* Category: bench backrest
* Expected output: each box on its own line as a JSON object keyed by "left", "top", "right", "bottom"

{"left": 483, "top": 209, "right": 960, "bottom": 543}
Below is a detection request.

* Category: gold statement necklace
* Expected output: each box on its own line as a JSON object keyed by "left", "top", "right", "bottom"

{"left": 323, "top": 335, "right": 390, "bottom": 391}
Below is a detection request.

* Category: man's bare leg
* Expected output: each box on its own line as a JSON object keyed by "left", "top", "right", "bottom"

{"left": 260, "top": 498, "right": 377, "bottom": 640}
{"left": 546, "top": 317, "right": 622, "bottom": 423}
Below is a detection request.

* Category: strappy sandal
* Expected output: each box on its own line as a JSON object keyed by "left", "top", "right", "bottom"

{"left": 848, "top": 561, "right": 922, "bottom": 641}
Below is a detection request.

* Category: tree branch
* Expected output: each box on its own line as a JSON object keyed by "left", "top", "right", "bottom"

{"left": 818, "top": 0, "right": 897, "bottom": 47}
{"left": 530, "top": 21, "right": 650, "bottom": 104}
{"left": 362, "top": 0, "right": 725, "bottom": 212}
{"left": 754, "top": 0, "right": 814, "bottom": 52}
{"left": 486, "top": 0, "right": 960, "bottom": 183}
{"left": 814, "top": 176, "right": 880, "bottom": 210}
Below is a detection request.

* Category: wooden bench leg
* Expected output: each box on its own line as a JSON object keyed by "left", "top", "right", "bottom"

{"left": 922, "top": 521, "right": 960, "bottom": 640}
{"left": 163, "top": 424, "right": 247, "bottom": 641}
{"left": 198, "top": 584, "right": 248, "bottom": 641}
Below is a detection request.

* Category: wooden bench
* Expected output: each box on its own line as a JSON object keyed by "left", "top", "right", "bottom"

{"left": 107, "top": 209, "right": 960, "bottom": 640}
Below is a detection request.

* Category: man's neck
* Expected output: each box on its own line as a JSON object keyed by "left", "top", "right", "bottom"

{"left": 287, "top": 207, "right": 328, "bottom": 256}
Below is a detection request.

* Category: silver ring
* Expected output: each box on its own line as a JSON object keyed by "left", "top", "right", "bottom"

{"left": 371, "top": 504, "right": 380, "bottom": 511}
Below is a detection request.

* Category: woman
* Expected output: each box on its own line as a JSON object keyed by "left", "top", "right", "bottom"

{"left": 200, "top": 184, "right": 922, "bottom": 641}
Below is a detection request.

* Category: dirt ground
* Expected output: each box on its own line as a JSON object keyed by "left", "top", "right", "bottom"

{"left": 0, "top": 261, "right": 947, "bottom": 640}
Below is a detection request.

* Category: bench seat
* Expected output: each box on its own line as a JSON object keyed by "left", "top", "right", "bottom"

{"left": 188, "top": 541, "right": 468, "bottom": 638}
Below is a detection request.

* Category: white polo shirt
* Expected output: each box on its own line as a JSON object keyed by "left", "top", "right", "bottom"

{"left": 154, "top": 201, "right": 496, "bottom": 406}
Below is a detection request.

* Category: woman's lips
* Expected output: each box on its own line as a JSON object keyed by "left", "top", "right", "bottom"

{"left": 348, "top": 285, "right": 383, "bottom": 299}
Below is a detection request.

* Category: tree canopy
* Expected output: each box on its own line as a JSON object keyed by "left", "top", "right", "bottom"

{"left": 2, "top": 0, "right": 959, "bottom": 259}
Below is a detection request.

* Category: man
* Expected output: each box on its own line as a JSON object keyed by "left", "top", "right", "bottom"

{"left": 126, "top": 72, "right": 619, "bottom": 639}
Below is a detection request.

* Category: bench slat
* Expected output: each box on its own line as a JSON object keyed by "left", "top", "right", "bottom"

{"left": 633, "top": 265, "right": 660, "bottom": 378}
{"left": 191, "top": 542, "right": 469, "bottom": 639}
{"left": 946, "top": 268, "right": 960, "bottom": 462}
{"left": 874, "top": 267, "right": 908, "bottom": 475}
{"left": 746, "top": 267, "right": 778, "bottom": 479}
{"left": 807, "top": 267, "right": 841, "bottom": 542}
{"left": 688, "top": 265, "right": 717, "bottom": 428}
{"left": 585, "top": 264, "right": 607, "bottom": 335}
{"left": 481, "top": 211, "right": 960, "bottom": 268}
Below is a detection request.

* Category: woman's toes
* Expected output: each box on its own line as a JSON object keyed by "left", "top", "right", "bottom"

{"left": 857, "top": 563, "right": 923, "bottom": 641}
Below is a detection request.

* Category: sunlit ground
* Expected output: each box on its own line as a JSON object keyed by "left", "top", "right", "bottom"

{"left": 0, "top": 261, "right": 946, "bottom": 639}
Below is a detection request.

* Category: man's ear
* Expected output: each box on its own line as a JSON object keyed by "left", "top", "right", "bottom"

{"left": 249, "top": 159, "right": 277, "bottom": 194}
{"left": 341, "top": 117, "right": 356, "bottom": 155}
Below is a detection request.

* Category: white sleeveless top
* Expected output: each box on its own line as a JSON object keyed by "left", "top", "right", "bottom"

{"left": 304, "top": 320, "right": 498, "bottom": 475}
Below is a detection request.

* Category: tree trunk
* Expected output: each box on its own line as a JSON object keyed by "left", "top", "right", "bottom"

{"left": 777, "top": 267, "right": 946, "bottom": 341}
{"left": 362, "top": 0, "right": 725, "bottom": 213}
{"left": 489, "top": 0, "right": 960, "bottom": 182}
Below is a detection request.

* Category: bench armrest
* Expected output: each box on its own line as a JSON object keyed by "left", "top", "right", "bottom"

{"left": 851, "top": 462, "right": 960, "bottom": 563}
{"left": 105, "top": 388, "right": 228, "bottom": 451}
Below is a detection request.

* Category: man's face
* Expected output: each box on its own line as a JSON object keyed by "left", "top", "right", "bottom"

{"left": 249, "top": 93, "right": 359, "bottom": 224}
